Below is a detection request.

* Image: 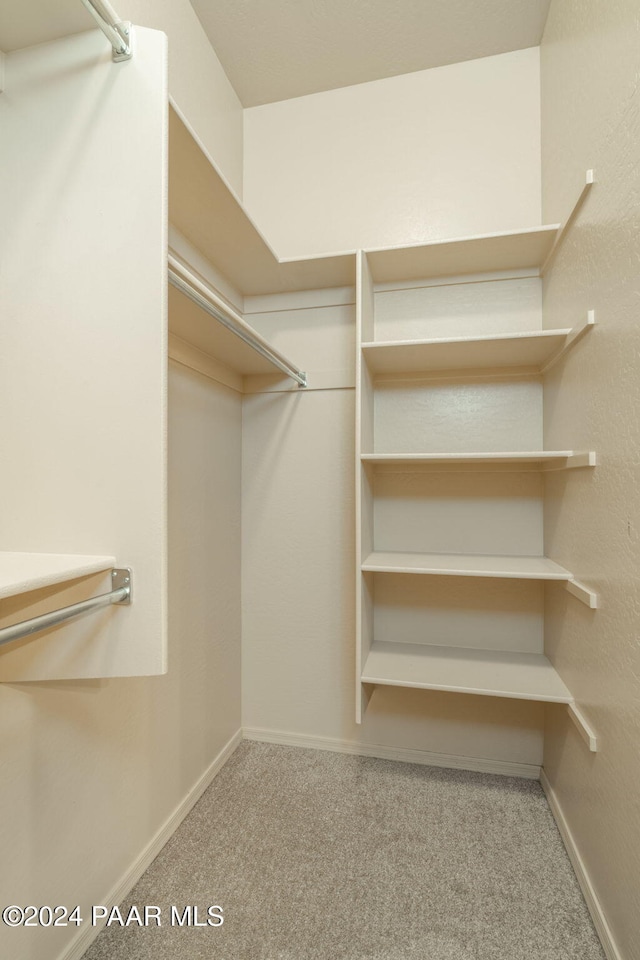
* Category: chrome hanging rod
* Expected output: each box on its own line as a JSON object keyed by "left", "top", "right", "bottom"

{"left": 80, "top": 0, "right": 132, "bottom": 61}
{"left": 0, "top": 569, "right": 132, "bottom": 650}
{"left": 168, "top": 256, "right": 308, "bottom": 388}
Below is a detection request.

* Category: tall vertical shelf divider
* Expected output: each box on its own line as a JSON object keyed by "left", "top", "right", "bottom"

{"left": 355, "top": 224, "right": 597, "bottom": 724}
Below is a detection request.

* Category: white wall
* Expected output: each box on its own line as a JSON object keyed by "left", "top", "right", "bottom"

{"left": 120, "top": 0, "right": 244, "bottom": 194}
{"left": 540, "top": 1, "right": 640, "bottom": 957}
{"left": 243, "top": 48, "right": 541, "bottom": 257}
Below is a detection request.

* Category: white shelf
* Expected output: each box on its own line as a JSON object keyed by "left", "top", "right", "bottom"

{"left": 362, "top": 452, "right": 596, "bottom": 470}
{"left": 362, "top": 328, "right": 573, "bottom": 375}
{"left": 365, "top": 225, "right": 560, "bottom": 284}
{"left": 0, "top": 553, "right": 116, "bottom": 600}
{"left": 361, "top": 641, "right": 573, "bottom": 703}
{"left": 362, "top": 551, "right": 572, "bottom": 580}
{"left": 169, "top": 106, "right": 354, "bottom": 296}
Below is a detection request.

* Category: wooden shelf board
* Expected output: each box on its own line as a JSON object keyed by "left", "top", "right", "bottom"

{"left": 361, "top": 452, "right": 595, "bottom": 469}
{"left": 362, "top": 551, "right": 572, "bottom": 580}
{"left": 0, "top": 553, "right": 116, "bottom": 600}
{"left": 365, "top": 226, "right": 560, "bottom": 284}
{"left": 362, "top": 328, "right": 572, "bottom": 375}
{"left": 169, "top": 106, "right": 355, "bottom": 296}
{"left": 361, "top": 641, "right": 573, "bottom": 703}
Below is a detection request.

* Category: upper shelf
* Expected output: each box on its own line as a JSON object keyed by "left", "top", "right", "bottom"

{"left": 0, "top": 553, "right": 115, "bottom": 601}
{"left": 365, "top": 225, "right": 560, "bottom": 284}
{"left": 362, "top": 327, "right": 575, "bottom": 376}
{"left": 168, "top": 106, "right": 355, "bottom": 297}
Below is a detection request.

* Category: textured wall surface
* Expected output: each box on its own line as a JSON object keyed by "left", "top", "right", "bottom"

{"left": 0, "top": 364, "right": 242, "bottom": 960}
{"left": 541, "top": 1, "right": 640, "bottom": 956}
{"left": 243, "top": 48, "right": 541, "bottom": 257}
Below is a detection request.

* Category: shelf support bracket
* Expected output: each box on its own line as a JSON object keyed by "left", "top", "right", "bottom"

{"left": 566, "top": 579, "right": 598, "bottom": 609}
{"left": 541, "top": 170, "right": 594, "bottom": 276}
{"left": 568, "top": 701, "right": 598, "bottom": 752}
{"left": 541, "top": 310, "right": 595, "bottom": 375}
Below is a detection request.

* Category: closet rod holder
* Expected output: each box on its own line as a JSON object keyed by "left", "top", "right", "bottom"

{"left": 80, "top": 0, "right": 132, "bottom": 61}
{"left": 0, "top": 568, "right": 132, "bottom": 650}
{"left": 168, "top": 258, "right": 307, "bottom": 388}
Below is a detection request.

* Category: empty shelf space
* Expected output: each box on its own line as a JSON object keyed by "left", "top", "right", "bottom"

{"left": 361, "top": 551, "right": 572, "bottom": 580}
{"left": 169, "top": 106, "right": 354, "bottom": 296}
{"left": 361, "top": 452, "right": 596, "bottom": 470}
{"left": 0, "top": 553, "right": 116, "bottom": 600}
{"left": 361, "top": 641, "right": 572, "bottom": 703}
{"left": 362, "top": 328, "right": 573, "bottom": 375}
{"left": 365, "top": 226, "right": 560, "bottom": 284}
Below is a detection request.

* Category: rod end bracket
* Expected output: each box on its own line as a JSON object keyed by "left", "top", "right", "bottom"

{"left": 112, "top": 22, "right": 133, "bottom": 61}
{"left": 112, "top": 568, "right": 132, "bottom": 603}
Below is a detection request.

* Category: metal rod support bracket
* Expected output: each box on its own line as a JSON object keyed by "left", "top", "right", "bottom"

{"left": 112, "top": 22, "right": 133, "bottom": 62}
{"left": 80, "top": 1, "right": 133, "bottom": 61}
{"left": 112, "top": 567, "right": 132, "bottom": 603}
{"left": 0, "top": 567, "right": 132, "bottom": 650}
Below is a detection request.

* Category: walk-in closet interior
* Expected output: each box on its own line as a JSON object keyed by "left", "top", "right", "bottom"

{"left": 0, "top": 1, "right": 638, "bottom": 958}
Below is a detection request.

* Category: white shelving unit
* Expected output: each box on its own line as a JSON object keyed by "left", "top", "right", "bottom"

{"left": 355, "top": 214, "right": 596, "bottom": 722}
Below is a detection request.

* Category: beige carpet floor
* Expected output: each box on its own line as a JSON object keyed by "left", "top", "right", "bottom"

{"left": 82, "top": 741, "right": 605, "bottom": 960}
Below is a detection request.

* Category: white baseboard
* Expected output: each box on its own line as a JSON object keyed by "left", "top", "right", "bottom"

{"left": 242, "top": 727, "right": 541, "bottom": 780}
{"left": 540, "top": 769, "right": 622, "bottom": 960}
{"left": 57, "top": 728, "right": 243, "bottom": 960}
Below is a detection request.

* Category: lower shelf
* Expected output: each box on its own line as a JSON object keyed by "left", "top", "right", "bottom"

{"left": 362, "top": 551, "right": 572, "bottom": 580}
{"left": 361, "top": 641, "right": 572, "bottom": 703}
{"left": 361, "top": 452, "right": 596, "bottom": 470}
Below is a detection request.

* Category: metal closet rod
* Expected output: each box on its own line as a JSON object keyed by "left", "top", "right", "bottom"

{"left": 0, "top": 569, "right": 132, "bottom": 650}
{"left": 168, "top": 256, "right": 307, "bottom": 388}
{"left": 80, "top": 0, "right": 132, "bottom": 60}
